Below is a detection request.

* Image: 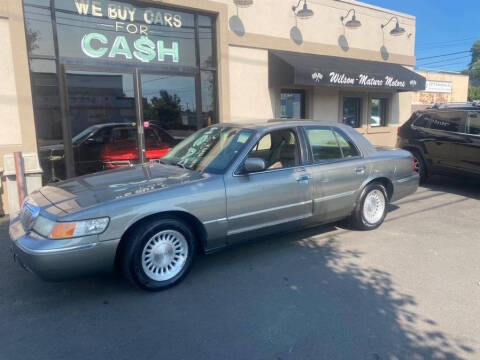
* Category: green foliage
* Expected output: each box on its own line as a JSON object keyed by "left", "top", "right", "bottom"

{"left": 143, "top": 91, "right": 183, "bottom": 129}
{"left": 469, "top": 40, "right": 480, "bottom": 69}
{"left": 468, "top": 86, "right": 480, "bottom": 101}
{"left": 464, "top": 40, "right": 480, "bottom": 87}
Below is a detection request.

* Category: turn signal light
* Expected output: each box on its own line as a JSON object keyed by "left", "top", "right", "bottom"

{"left": 50, "top": 223, "right": 77, "bottom": 239}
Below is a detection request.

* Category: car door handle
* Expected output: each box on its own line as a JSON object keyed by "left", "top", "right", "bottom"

{"left": 355, "top": 166, "right": 366, "bottom": 174}
{"left": 296, "top": 174, "right": 312, "bottom": 182}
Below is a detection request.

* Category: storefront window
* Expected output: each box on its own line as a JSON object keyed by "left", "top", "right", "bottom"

{"left": 23, "top": 0, "right": 218, "bottom": 181}
{"left": 198, "top": 15, "right": 215, "bottom": 68}
{"left": 281, "top": 90, "right": 305, "bottom": 119}
{"left": 24, "top": 5, "right": 55, "bottom": 57}
{"left": 55, "top": 2, "right": 197, "bottom": 68}
{"left": 370, "top": 98, "right": 388, "bottom": 127}
{"left": 142, "top": 74, "right": 197, "bottom": 139}
{"left": 65, "top": 71, "right": 137, "bottom": 175}
{"left": 343, "top": 97, "right": 361, "bottom": 128}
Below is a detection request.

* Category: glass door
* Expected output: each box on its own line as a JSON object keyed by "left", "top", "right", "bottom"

{"left": 140, "top": 73, "right": 198, "bottom": 161}
{"left": 64, "top": 70, "right": 139, "bottom": 175}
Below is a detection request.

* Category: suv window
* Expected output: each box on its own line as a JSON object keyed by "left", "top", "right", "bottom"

{"left": 413, "top": 114, "right": 431, "bottom": 128}
{"left": 305, "top": 127, "right": 343, "bottom": 162}
{"left": 430, "top": 112, "right": 463, "bottom": 133}
{"left": 466, "top": 112, "right": 480, "bottom": 135}
{"left": 248, "top": 129, "right": 300, "bottom": 170}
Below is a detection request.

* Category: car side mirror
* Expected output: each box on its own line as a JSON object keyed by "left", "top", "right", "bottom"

{"left": 244, "top": 157, "right": 266, "bottom": 173}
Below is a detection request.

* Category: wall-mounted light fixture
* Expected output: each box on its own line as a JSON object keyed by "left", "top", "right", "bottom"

{"left": 292, "top": 0, "right": 314, "bottom": 20}
{"left": 381, "top": 16, "right": 405, "bottom": 36}
{"left": 233, "top": 0, "right": 253, "bottom": 7}
{"left": 340, "top": 9, "right": 361, "bottom": 29}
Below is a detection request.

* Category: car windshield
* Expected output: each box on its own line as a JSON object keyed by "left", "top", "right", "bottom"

{"left": 161, "top": 126, "right": 255, "bottom": 174}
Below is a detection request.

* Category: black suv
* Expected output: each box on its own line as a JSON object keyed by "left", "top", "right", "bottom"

{"left": 397, "top": 102, "right": 480, "bottom": 182}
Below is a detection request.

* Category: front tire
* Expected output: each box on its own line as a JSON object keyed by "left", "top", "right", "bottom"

{"left": 121, "top": 218, "right": 196, "bottom": 291}
{"left": 350, "top": 184, "right": 388, "bottom": 231}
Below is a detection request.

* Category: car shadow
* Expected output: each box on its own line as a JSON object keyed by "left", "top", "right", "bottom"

{"left": 423, "top": 175, "right": 480, "bottom": 200}
{"left": 0, "top": 217, "right": 474, "bottom": 359}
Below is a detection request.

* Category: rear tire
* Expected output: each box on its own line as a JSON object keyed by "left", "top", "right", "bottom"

{"left": 410, "top": 149, "right": 428, "bottom": 183}
{"left": 350, "top": 184, "right": 388, "bottom": 231}
{"left": 121, "top": 218, "right": 196, "bottom": 291}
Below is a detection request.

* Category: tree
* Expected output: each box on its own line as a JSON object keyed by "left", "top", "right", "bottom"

{"left": 468, "top": 86, "right": 480, "bottom": 101}
{"left": 463, "top": 40, "right": 480, "bottom": 93}
{"left": 143, "top": 90, "right": 182, "bottom": 129}
{"left": 469, "top": 40, "right": 480, "bottom": 70}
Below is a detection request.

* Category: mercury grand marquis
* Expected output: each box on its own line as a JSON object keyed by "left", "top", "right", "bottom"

{"left": 9, "top": 121, "right": 419, "bottom": 291}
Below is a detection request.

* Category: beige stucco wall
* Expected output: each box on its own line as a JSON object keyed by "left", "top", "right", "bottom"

{"left": 218, "top": 0, "right": 416, "bottom": 65}
{"left": 228, "top": 46, "right": 275, "bottom": 122}
{"left": 0, "top": 0, "right": 38, "bottom": 216}
{"left": 0, "top": 19, "right": 22, "bottom": 147}
{"left": 413, "top": 72, "right": 469, "bottom": 106}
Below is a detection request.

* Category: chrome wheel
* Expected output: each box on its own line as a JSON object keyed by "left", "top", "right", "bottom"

{"left": 363, "top": 189, "right": 386, "bottom": 224}
{"left": 141, "top": 230, "right": 188, "bottom": 281}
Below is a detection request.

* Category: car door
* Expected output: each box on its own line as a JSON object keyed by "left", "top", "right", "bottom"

{"left": 457, "top": 111, "right": 480, "bottom": 175}
{"left": 76, "top": 126, "right": 113, "bottom": 175}
{"left": 224, "top": 128, "right": 313, "bottom": 240}
{"left": 423, "top": 111, "right": 465, "bottom": 172}
{"left": 303, "top": 126, "right": 369, "bottom": 222}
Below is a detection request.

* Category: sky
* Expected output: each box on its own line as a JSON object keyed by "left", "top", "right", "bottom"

{"left": 365, "top": 0, "right": 479, "bottom": 72}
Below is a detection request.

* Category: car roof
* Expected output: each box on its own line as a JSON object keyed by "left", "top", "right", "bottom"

{"left": 218, "top": 120, "right": 353, "bottom": 132}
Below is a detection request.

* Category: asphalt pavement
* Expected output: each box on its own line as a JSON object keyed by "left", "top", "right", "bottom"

{"left": 0, "top": 176, "right": 479, "bottom": 360}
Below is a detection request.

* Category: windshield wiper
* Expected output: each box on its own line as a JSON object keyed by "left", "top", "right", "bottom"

{"left": 171, "top": 161, "right": 196, "bottom": 171}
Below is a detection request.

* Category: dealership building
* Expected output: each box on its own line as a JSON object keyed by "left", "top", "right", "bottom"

{"left": 0, "top": 0, "right": 425, "bottom": 214}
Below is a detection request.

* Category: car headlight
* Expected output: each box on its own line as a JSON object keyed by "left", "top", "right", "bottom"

{"left": 33, "top": 216, "right": 109, "bottom": 239}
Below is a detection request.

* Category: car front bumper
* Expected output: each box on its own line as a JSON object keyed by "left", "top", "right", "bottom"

{"left": 9, "top": 217, "right": 120, "bottom": 281}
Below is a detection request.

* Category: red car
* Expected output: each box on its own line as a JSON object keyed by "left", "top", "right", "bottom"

{"left": 101, "top": 124, "right": 178, "bottom": 169}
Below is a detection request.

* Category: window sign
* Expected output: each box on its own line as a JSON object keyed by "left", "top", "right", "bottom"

{"left": 55, "top": 0, "right": 197, "bottom": 66}
{"left": 424, "top": 81, "right": 452, "bottom": 94}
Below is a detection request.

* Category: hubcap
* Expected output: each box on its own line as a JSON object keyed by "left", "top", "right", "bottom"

{"left": 363, "top": 189, "right": 386, "bottom": 224}
{"left": 141, "top": 230, "right": 188, "bottom": 281}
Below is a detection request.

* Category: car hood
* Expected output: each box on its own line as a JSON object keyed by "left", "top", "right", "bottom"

{"left": 38, "top": 163, "right": 206, "bottom": 215}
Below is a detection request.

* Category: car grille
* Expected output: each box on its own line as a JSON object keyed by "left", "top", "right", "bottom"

{"left": 20, "top": 201, "right": 40, "bottom": 231}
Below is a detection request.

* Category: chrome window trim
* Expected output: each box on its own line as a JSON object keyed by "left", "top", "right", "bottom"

{"left": 303, "top": 125, "right": 365, "bottom": 163}
{"left": 231, "top": 126, "right": 305, "bottom": 177}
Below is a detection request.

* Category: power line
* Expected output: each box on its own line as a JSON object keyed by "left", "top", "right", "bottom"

{"left": 416, "top": 36, "right": 480, "bottom": 47}
{"left": 418, "top": 55, "right": 472, "bottom": 66}
{"left": 417, "top": 50, "right": 472, "bottom": 61}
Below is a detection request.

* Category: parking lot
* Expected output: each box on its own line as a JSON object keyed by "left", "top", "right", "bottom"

{"left": 0, "top": 176, "right": 479, "bottom": 360}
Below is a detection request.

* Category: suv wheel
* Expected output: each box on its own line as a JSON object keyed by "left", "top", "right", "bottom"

{"left": 411, "top": 149, "right": 428, "bottom": 183}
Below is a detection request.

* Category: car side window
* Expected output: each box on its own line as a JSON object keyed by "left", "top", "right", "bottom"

{"left": 305, "top": 127, "right": 342, "bottom": 162}
{"left": 466, "top": 112, "right": 480, "bottom": 135}
{"left": 248, "top": 129, "right": 300, "bottom": 170}
{"left": 88, "top": 127, "right": 111, "bottom": 144}
{"left": 333, "top": 130, "right": 360, "bottom": 158}
{"left": 413, "top": 114, "right": 431, "bottom": 128}
{"left": 430, "top": 112, "right": 463, "bottom": 133}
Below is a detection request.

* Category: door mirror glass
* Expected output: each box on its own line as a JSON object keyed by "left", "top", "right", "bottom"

{"left": 244, "top": 158, "right": 266, "bottom": 173}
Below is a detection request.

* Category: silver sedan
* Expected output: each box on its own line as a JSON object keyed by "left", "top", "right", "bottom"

{"left": 9, "top": 121, "right": 419, "bottom": 290}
